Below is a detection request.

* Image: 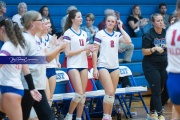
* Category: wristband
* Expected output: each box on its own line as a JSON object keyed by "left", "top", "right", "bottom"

{"left": 24, "top": 74, "right": 35, "bottom": 90}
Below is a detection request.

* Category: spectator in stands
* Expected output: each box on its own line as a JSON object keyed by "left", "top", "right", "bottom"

{"left": 12, "top": 2, "right": 27, "bottom": 29}
{"left": 0, "top": 1, "right": 6, "bottom": 17}
{"left": 63, "top": 9, "right": 96, "bottom": 120}
{"left": 81, "top": 13, "right": 99, "bottom": 44}
{"left": 98, "top": 9, "right": 116, "bottom": 30}
{"left": 93, "top": 14, "right": 131, "bottom": 120}
{"left": 158, "top": 3, "right": 170, "bottom": 28}
{"left": 166, "top": 1, "right": 180, "bottom": 119}
{"left": 0, "top": 1, "right": 6, "bottom": 50}
{"left": 60, "top": 5, "right": 77, "bottom": 33}
{"left": 118, "top": 42, "right": 134, "bottom": 63}
{"left": 127, "top": 4, "right": 152, "bottom": 37}
{"left": 142, "top": 13, "right": 167, "bottom": 120}
{"left": 39, "top": 6, "right": 57, "bottom": 35}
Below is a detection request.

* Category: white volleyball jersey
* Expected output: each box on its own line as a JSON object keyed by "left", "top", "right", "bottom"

{"left": 94, "top": 30, "right": 122, "bottom": 69}
{"left": 0, "top": 41, "right": 24, "bottom": 89}
{"left": 21, "top": 32, "right": 46, "bottom": 90}
{"left": 42, "top": 34, "right": 58, "bottom": 68}
{"left": 63, "top": 28, "right": 88, "bottom": 68}
{"left": 166, "top": 21, "right": 180, "bottom": 73}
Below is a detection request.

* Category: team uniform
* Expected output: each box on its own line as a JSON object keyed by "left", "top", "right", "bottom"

{"left": 166, "top": 21, "right": 180, "bottom": 105}
{"left": 142, "top": 28, "right": 167, "bottom": 115}
{"left": 63, "top": 28, "right": 88, "bottom": 72}
{"left": 21, "top": 32, "right": 52, "bottom": 120}
{"left": 94, "top": 29, "right": 122, "bottom": 72}
{"left": 0, "top": 41, "right": 24, "bottom": 96}
{"left": 35, "top": 34, "right": 57, "bottom": 79}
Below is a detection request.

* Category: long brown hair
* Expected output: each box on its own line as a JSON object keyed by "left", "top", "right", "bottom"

{"left": 0, "top": 18, "right": 26, "bottom": 48}
{"left": 64, "top": 9, "right": 80, "bottom": 32}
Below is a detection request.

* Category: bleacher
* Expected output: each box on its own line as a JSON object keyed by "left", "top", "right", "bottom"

{"left": 6, "top": 0, "right": 176, "bottom": 90}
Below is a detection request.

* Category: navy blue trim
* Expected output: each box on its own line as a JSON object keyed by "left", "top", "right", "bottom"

{"left": 103, "top": 29, "right": 114, "bottom": 37}
{"left": 70, "top": 28, "right": 82, "bottom": 36}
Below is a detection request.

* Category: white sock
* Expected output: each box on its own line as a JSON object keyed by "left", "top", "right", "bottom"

{"left": 108, "top": 114, "right": 112, "bottom": 118}
{"left": 103, "top": 114, "right": 109, "bottom": 118}
{"left": 76, "top": 117, "right": 81, "bottom": 120}
{"left": 66, "top": 113, "right": 72, "bottom": 117}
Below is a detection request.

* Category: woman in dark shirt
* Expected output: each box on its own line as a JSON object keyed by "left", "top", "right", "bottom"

{"left": 127, "top": 5, "right": 150, "bottom": 37}
{"left": 142, "top": 13, "right": 167, "bottom": 120}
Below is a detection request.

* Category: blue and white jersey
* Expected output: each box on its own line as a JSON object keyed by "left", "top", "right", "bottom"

{"left": 63, "top": 28, "right": 88, "bottom": 68}
{"left": 42, "top": 34, "right": 58, "bottom": 68}
{"left": 94, "top": 29, "right": 122, "bottom": 69}
{"left": 166, "top": 21, "right": 180, "bottom": 73}
{"left": 0, "top": 41, "right": 24, "bottom": 89}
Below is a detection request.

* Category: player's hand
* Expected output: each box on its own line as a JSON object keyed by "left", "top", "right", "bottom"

{"left": 117, "top": 20, "right": 123, "bottom": 29}
{"left": 155, "top": 46, "right": 164, "bottom": 53}
{"left": 30, "top": 89, "right": 42, "bottom": 102}
{"left": 93, "top": 68, "right": 99, "bottom": 79}
{"left": 57, "top": 62, "right": 61, "bottom": 68}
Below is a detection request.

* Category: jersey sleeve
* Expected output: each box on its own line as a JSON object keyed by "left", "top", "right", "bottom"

{"left": 94, "top": 31, "right": 102, "bottom": 45}
{"left": 142, "top": 33, "right": 152, "bottom": 48}
{"left": 0, "top": 42, "right": 15, "bottom": 56}
{"left": 63, "top": 30, "right": 71, "bottom": 43}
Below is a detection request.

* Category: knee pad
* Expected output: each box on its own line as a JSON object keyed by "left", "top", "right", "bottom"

{"left": 103, "top": 94, "right": 115, "bottom": 104}
{"left": 72, "top": 93, "right": 83, "bottom": 103}
{"left": 79, "top": 94, "right": 86, "bottom": 104}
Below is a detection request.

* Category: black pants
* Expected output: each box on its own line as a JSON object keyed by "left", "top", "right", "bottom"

{"left": 21, "top": 90, "right": 52, "bottom": 120}
{"left": 142, "top": 61, "right": 167, "bottom": 113}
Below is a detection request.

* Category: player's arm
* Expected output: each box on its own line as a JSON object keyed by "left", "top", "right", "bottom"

{"left": 22, "top": 64, "right": 42, "bottom": 101}
{"left": 64, "top": 42, "right": 89, "bottom": 57}
{"left": 92, "top": 43, "right": 99, "bottom": 79}
{"left": 117, "top": 20, "right": 131, "bottom": 44}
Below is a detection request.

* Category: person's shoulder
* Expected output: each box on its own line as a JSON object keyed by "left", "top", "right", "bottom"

{"left": 1, "top": 41, "right": 16, "bottom": 52}
{"left": 93, "top": 26, "right": 99, "bottom": 30}
{"left": 127, "top": 15, "right": 134, "bottom": 19}
{"left": 81, "top": 29, "right": 87, "bottom": 35}
{"left": 81, "top": 26, "right": 87, "bottom": 30}
{"left": 167, "top": 21, "right": 180, "bottom": 32}
{"left": 64, "top": 28, "right": 71, "bottom": 34}
{"left": 12, "top": 14, "right": 19, "bottom": 18}
{"left": 142, "top": 28, "right": 154, "bottom": 39}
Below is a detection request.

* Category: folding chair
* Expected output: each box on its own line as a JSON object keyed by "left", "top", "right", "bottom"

{"left": 52, "top": 69, "right": 75, "bottom": 119}
{"left": 119, "top": 66, "right": 149, "bottom": 115}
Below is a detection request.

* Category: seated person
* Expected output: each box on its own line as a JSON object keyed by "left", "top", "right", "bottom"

{"left": 39, "top": 6, "right": 57, "bottom": 35}
{"left": 81, "top": 13, "right": 99, "bottom": 44}
{"left": 158, "top": 3, "right": 170, "bottom": 28}
{"left": 12, "top": 2, "right": 27, "bottom": 29}
{"left": 127, "top": 4, "right": 152, "bottom": 37}
{"left": 118, "top": 41, "right": 134, "bottom": 63}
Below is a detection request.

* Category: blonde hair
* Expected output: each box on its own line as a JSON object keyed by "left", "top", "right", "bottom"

{"left": 104, "top": 9, "right": 115, "bottom": 16}
{"left": 21, "top": 10, "right": 40, "bottom": 30}
{"left": 131, "top": 5, "right": 141, "bottom": 18}
{"left": 86, "top": 13, "right": 95, "bottom": 21}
